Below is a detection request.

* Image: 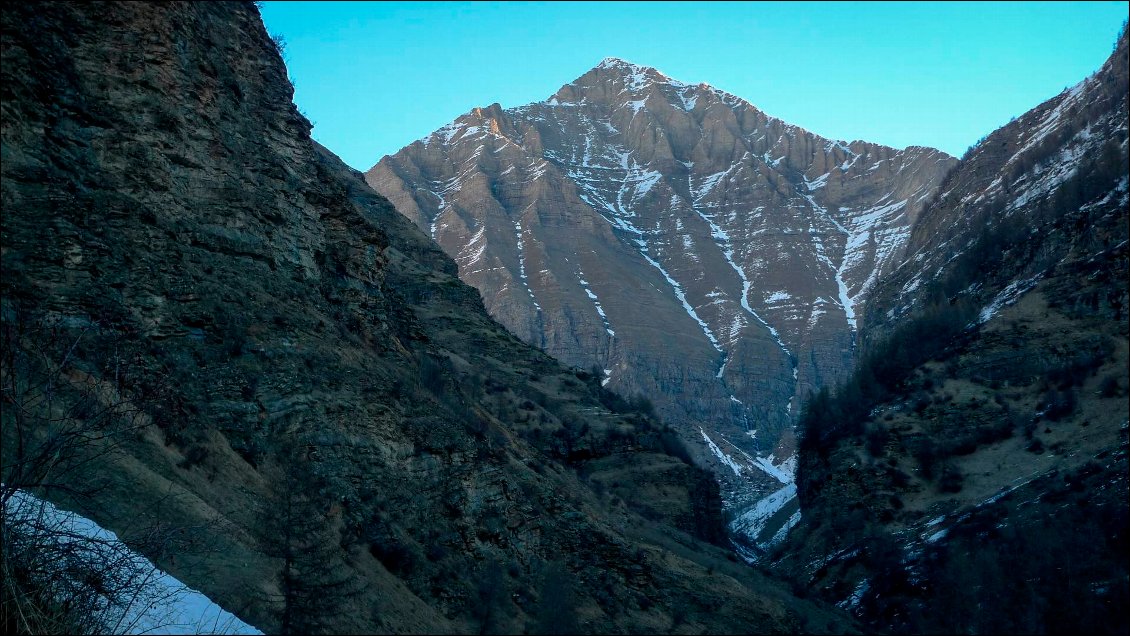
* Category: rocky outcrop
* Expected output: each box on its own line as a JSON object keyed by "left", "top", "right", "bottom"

{"left": 0, "top": 2, "right": 857, "bottom": 634}
{"left": 367, "top": 59, "right": 955, "bottom": 548}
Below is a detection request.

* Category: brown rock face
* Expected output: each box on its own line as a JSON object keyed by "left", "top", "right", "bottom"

{"left": 367, "top": 58, "right": 956, "bottom": 548}
{"left": 1, "top": 3, "right": 858, "bottom": 633}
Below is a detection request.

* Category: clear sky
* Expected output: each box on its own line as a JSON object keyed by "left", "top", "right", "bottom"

{"left": 259, "top": 1, "right": 1127, "bottom": 171}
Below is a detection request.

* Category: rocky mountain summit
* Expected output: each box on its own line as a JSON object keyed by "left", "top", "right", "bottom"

{"left": 368, "top": 57, "right": 956, "bottom": 550}
{"left": 0, "top": 2, "right": 857, "bottom": 633}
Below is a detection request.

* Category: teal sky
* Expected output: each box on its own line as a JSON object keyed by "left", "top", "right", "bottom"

{"left": 260, "top": 1, "right": 1127, "bottom": 171}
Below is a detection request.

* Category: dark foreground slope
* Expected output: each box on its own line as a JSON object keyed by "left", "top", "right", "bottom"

{"left": 0, "top": 2, "right": 855, "bottom": 633}
{"left": 776, "top": 28, "right": 1129, "bottom": 634}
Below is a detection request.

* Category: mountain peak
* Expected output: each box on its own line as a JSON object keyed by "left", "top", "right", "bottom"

{"left": 583, "top": 58, "right": 735, "bottom": 107}
{"left": 596, "top": 56, "right": 648, "bottom": 71}
{"left": 590, "top": 56, "right": 671, "bottom": 89}
{"left": 596, "top": 56, "right": 632, "bottom": 68}
{"left": 544, "top": 58, "right": 670, "bottom": 106}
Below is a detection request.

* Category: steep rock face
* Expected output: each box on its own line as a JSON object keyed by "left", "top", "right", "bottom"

{"left": 368, "top": 59, "right": 955, "bottom": 548}
{"left": 777, "top": 30, "right": 1128, "bottom": 633}
{"left": 0, "top": 3, "right": 857, "bottom": 634}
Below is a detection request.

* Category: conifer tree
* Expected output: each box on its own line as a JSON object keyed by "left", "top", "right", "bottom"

{"left": 259, "top": 441, "right": 360, "bottom": 635}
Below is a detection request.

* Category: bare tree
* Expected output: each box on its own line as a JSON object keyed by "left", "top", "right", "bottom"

{"left": 1, "top": 308, "right": 162, "bottom": 507}
{"left": 2, "top": 490, "right": 246, "bottom": 635}
{"left": 0, "top": 306, "right": 236, "bottom": 634}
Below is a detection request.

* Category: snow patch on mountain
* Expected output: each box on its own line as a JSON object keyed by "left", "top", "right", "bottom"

{"left": 701, "top": 427, "right": 744, "bottom": 477}
{"left": 977, "top": 274, "right": 1043, "bottom": 324}
{"left": 577, "top": 273, "right": 616, "bottom": 338}
{"left": 753, "top": 452, "right": 797, "bottom": 485}
{"left": 1015, "top": 78, "right": 1089, "bottom": 158}
{"left": 729, "top": 483, "right": 797, "bottom": 542}
{"left": 455, "top": 225, "right": 487, "bottom": 270}
{"left": 514, "top": 220, "right": 542, "bottom": 312}
{"left": 765, "top": 291, "right": 791, "bottom": 304}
